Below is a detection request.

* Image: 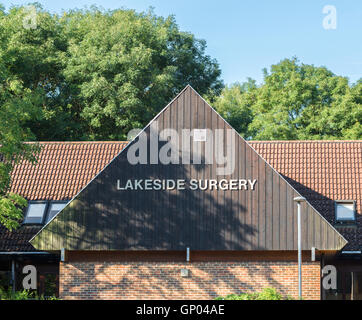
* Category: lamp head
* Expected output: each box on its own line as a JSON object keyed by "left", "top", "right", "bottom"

{"left": 294, "top": 196, "right": 306, "bottom": 203}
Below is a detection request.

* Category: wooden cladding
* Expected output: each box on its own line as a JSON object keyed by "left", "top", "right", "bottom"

{"left": 31, "top": 86, "right": 347, "bottom": 251}
{"left": 65, "top": 250, "right": 321, "bottom": 263}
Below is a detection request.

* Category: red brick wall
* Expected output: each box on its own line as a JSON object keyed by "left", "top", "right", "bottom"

{"left": 60, "top": 261, "right": 320, "bottom": 300}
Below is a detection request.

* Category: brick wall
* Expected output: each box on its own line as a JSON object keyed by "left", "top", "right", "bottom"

{"left": 60, "top": 261, "right": 321, "bottom": 300}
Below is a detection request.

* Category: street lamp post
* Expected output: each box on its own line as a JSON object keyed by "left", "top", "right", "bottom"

{"left": 294, "top": 196, "right": 306, "bottom": 300}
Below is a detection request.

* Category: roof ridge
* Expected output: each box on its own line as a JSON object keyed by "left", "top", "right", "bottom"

{"left": 22, "top": 140, "right": 361, "bottom": 144}
{"left": 24, "top": 141, "right": 128, "bottom": 144}
{"left": 249, "top": 140, "right": 362, "bottom": 143}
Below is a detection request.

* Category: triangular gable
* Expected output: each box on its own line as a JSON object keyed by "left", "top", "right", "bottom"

{"left": 30, "top": 86, "right": 347, "bottom": 251}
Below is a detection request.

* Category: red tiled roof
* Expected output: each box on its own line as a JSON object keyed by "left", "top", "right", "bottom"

{"left": 10, "top": 141, "right": 128, "bottom": 201}
{"left": 3, "top": 140, "right": 362, "bottom": 251}
{"left": 2, "top": 141, "right": 128, "bottom": 252}
{"left": 250, "top": 140, "right": 362, "bottom": 250}
{"left": 13, "top": 140, "right": 360, "bottom": 208}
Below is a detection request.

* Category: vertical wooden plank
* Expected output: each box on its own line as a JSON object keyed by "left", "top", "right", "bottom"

{"left": 272, "top": 172, "right": 280, "bottom": 249}
{"left": 223, "top": 127, "right": 233, "bottom": 249}
{"left": 257, "top": 154, "right": 266, "bottom": 249}
{"left": 320, "top": 220, "right": 325, "bottom": 250}
{"left": 80, "top": 192, "right": 89, "bottom": 250}
{"left": 293, "top": 190, "right": 299, "bottom": 250}
{"left": 286, "top": 187, "right": 294, "bottom": 250}
{"left": 327, "top": 217, "right": 333, "bottom": 249}
{"left": 265, "top": 164, "right": 273, "bottom": 249}
{"left": 311, "top": 210, "right": 318, "bottom": 248}
{"left": 245, "top": 145, "right": 252, "bottom": 250}
{"left": 92, "top": 163, "right": 100, "bottom": 249}
{"left": 204, "top": 98, "right": 212, "bottom": 249}
{"left": 279, "top": 178, "right": 287, "bottom": 250}
{"left": 196, "top": 95, "right": 204, "bottom": 249}
{"left": 314, "top": 210, "right": 321, "bottom": 250}
{"left": 147, "top": 123, "right": 155, "bottom": 249}
{"left": 252, "top": 151, "right": 259, "bottom": 249}
{"left": 169, "top": 99, "right": 178, "bottom": 249}
{"left": 233, "top": 132, "right": 240, "bottom": 249}
{"left": 240, "top": 139, "right": 246, "bottom": 249}
{"left": 325, "top": 221, "right": 329, "bottom": 250}
{"left": 228, "top": 130, "right": 238, "bottom": 249}
{"left": 51, "top": 204, "right": 57, "bottom": 249}
{"left": 177, "top": 89, "right": 184, "bottom": 249}
{"left": 183, "top": 86, "right": 191, "bottom": 248}
{"left": 191, "top": 88, "right": 198, "bottom": 248}
{"left": 211, "top": 108, "right": 218, "bottom": 249}
{"left": 302, "top": 202, "right": 309, "bottom": 250}
{"left": 306, "top": 205, "right": 313, "bottom": 250}
{"left": 157, "top": 109, "right": 166, "bottom": 248}
{"left": 219, "top": 116, "right": 226, "bottom": 248}
{"left": 88, "top": 184, "right": 97, "bottom": 249}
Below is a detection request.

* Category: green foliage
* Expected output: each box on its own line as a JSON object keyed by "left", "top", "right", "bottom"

{"left": 215, "top": 288, "right": 294, "bottom": 300}
{"left": 213, "top": 58, "right": 361, "bottom": 140}
{"left": 0, "top": 5, "right": 223, "bottom": 140}
{"left": 0, "top": 26, "right": 43, "bottom": 229}
{"left": 0, "top": 193, "right": 27, "bottom": 230}
{"left": 212, "top": 79, "right": 256, "bottom": 138}
{"left": 0, "top": 287, "right": 59, "bottom": 300}
{"left": 0, "top": 3, "right": 222, "bottom": 228}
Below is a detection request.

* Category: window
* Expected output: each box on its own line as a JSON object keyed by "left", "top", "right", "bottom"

{"left": 23, "top": 201, "right": 68, "bottom": 225}
{"left": 45, "top": 202, "right": 67, "bottom": 224}
{"left": 23, "top": 202, "right": 47, "bottom": 224}
{"left": 336, "top": 201, "right": 356, "bottom": 222}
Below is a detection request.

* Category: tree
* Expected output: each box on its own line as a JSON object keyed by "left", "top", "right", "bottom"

{"left": 0, "top": 4, "right": 222, "bottom": 228}
{"left": 1, "top": 5, "right": 223, "bottom": 140}
{"left": 59, "top": 8, "right": 223, "bottom": 140}
{"left": 214, "top": 58, "right": 361, "bottom": 140}
{"left": 0, "top": 5, "right": 43, "bottom": 230}
{"left": 325, "top": 80, "right": 362, "bottom": 139}
{"left": 0, "top": 58, "right": 42, "bottom": 230}
{"left": 212, "top": 79, "right": 256, "bottom": 138}
{"left": 0, "top": 4, "right": 67, "bottom": 140}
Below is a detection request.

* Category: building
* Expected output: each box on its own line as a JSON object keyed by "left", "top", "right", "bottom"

{"left": 1, "top": 86, "right": 361, "bottom": 299}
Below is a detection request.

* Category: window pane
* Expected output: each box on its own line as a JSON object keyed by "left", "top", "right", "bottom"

{"left": 46, "top": 202, "right": 67, "bottom": 223}
{"left": 24, "top": 203, "right": 46, "bottom": 224}
{"left": 336, "top": 203, "right": 354, "bottom": 220}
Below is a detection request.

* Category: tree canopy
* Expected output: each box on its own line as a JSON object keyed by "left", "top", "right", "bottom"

{"left": 1, "top": 5, "right": 223, "bottom": 141}
{"left": 0, "top": 29, "right": 42, "bottom": 229}
{"left": 0, "top": 4, "right": 223, "bottom": 230}
{"left": 213, "top": 58, "right": 361, "bottom": 140}
{"left": 0, "top": 5, "right": 360, "bottom": 231}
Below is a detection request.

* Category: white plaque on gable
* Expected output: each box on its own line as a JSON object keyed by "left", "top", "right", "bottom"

{"left": 193, "top": 129, "right": 207, "bottom": 142}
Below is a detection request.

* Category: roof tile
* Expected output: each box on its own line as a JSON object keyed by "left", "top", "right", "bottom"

{"left": 250, "top": 140, "right": 362, "bottom": 250}
{"left": 1, "top": 141, "right": 128, "bottom": 252}
{"left": 2, "top": 140, "right": 361, "bottom": 251}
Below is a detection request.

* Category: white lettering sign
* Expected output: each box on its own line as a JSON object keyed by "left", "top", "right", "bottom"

{"left": 117, "top": 179, "right": 257, "bottom": 191}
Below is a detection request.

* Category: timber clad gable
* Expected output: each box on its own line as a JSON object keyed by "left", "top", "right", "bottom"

{"left": 30, "top": 86, "right": 347, "bottom": 251}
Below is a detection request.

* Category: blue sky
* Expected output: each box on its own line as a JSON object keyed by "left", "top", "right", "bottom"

{"left": 2, "top": 0, "right": 362, "bottom": 85}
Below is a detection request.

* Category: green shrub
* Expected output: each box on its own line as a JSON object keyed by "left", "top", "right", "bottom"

{"left": 216, "top": 288, "right": 294, "bottom": 300}
{"left": 0, "top": 287, "right": 59, "bottom": 300}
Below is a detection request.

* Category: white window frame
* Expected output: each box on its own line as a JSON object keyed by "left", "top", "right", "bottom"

{"left": 335, "top": 200, "right": 356, "bottom": 222}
